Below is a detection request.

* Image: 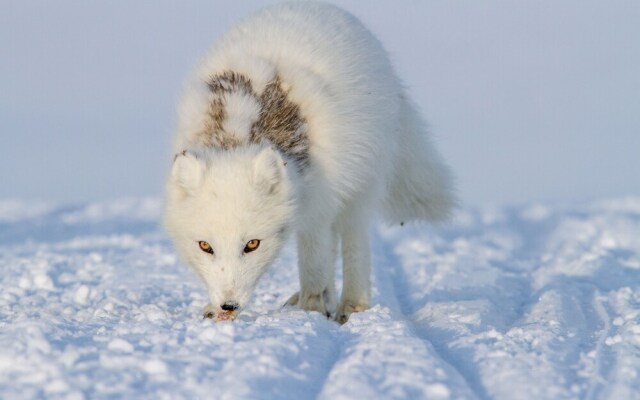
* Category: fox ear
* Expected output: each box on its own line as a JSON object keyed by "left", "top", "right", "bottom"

{"left": 171, "top": 150, "right": 205, "bottom": 194}
{"left": 253, "top": 146, "right": 285, "bottom": 194}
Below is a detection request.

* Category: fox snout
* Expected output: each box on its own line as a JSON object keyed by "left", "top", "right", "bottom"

{"left": 220, "top": 302, "right": 240, "bottom": 311}
{"left": 206, "top": 284, "right": 254, "bottom": 315}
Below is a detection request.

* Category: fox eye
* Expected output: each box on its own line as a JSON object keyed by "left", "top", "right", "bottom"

{"left": 243, "top": 239, "right": 260, "bottom": 253}
{"left": 198, "top": 241, "right": 213, "bottom": 254}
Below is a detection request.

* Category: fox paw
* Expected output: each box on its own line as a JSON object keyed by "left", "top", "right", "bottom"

{"left": 300, "top": 292, "right": 329, "bottom": 317}
{"left": 283, "top": 292, "right": 300, "bottom": 307}
{"left": 336, "top": 301, "right": 368, "bottom": 324}
{"left": 283, "top": 288, "right": 336, "bottom": 319}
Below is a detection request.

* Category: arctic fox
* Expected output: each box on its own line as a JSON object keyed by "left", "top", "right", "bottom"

{"left": 164, "top": 2, "right": 456, "bottom": 323}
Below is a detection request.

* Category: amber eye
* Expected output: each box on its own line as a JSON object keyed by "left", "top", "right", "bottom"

{"left": 198, "top": 241, "right": 213, "bottom": 254}
{"left": 244, "top": 239, "right": 260, "bottom": 253}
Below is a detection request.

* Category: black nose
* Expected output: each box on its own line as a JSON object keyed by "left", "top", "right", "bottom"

{"left": 221, "top": 302, "right": 239, "bottom": 311}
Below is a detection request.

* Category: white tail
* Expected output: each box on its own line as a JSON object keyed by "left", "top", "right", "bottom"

{"left": 381, "top": 95, "right": 457, "bottom": 225}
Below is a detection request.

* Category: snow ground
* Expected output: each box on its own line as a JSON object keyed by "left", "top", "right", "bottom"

{"left": 1, "top": 197, "right": 639, "bottom": 399}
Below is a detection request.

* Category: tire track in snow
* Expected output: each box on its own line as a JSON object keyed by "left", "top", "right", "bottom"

{"left": 316, "top": 230, "right": 479, "bottom": 400}
{"left": 230, "top": 243, "right": 348, "bottom": 400}
{"left": 380, "top": 220, "right": 578, "bottom": 400}
{"left": 375, "top": 209, "right": 563, "bottom": 399}
{"left": 258, "top": 233, "right": 478, "bottom": 400}
{"left": 381, "top": 203, "right": 640, "bottom": 400}
{"left": 584, "top": 291, "right": 613, "bottom": 400}
{"left": 375, "top": 229, "right": 489, "bottom": 400}
{"left": 527, "top": 205, "right": 640, "bottom": 399}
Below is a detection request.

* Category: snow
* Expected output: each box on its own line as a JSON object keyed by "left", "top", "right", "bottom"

{"left": 1, "top": 197, "right": 639, "bottom": 399}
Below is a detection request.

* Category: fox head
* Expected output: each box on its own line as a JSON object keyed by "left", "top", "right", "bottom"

{"left": 164, "top": 144, "right": 296, "bottom": 319}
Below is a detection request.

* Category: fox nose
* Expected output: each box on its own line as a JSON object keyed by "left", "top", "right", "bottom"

{"left": 221, "top": 302, "right": 239, "bottom": 311}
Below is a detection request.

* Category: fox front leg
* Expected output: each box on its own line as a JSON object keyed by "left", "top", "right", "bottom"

{"left": 285, "top": 223, "right": 338, "bottom": 318}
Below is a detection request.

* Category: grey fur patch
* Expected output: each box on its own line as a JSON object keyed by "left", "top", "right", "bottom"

{"left": 198, "top": 71, "right": 309, "bottom": 169}
{"left": 207, "top": 71, "right": 253, "bottom": 95}
{"left": 251, "top": 77, "right": 309, "bottom": 169}
{"left": 196, "top": 72, "right": 254, "bottom": 149}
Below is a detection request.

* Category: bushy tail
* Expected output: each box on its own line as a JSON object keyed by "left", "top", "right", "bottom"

{"left": 381, "top": 95, "right": 457, "bottom": 225}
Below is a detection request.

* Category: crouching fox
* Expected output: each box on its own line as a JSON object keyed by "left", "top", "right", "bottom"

{"left": 164, "top": 2, "right": 456, "bottom": 323}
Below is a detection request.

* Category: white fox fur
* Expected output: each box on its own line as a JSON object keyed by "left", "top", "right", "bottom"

{"left": 164, "top": 1, "right": 456, "bottom": 323}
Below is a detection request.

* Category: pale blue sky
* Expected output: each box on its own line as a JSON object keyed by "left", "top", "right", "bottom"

{"left": 1, "top": 1, "right": 639, "bottom": 207}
